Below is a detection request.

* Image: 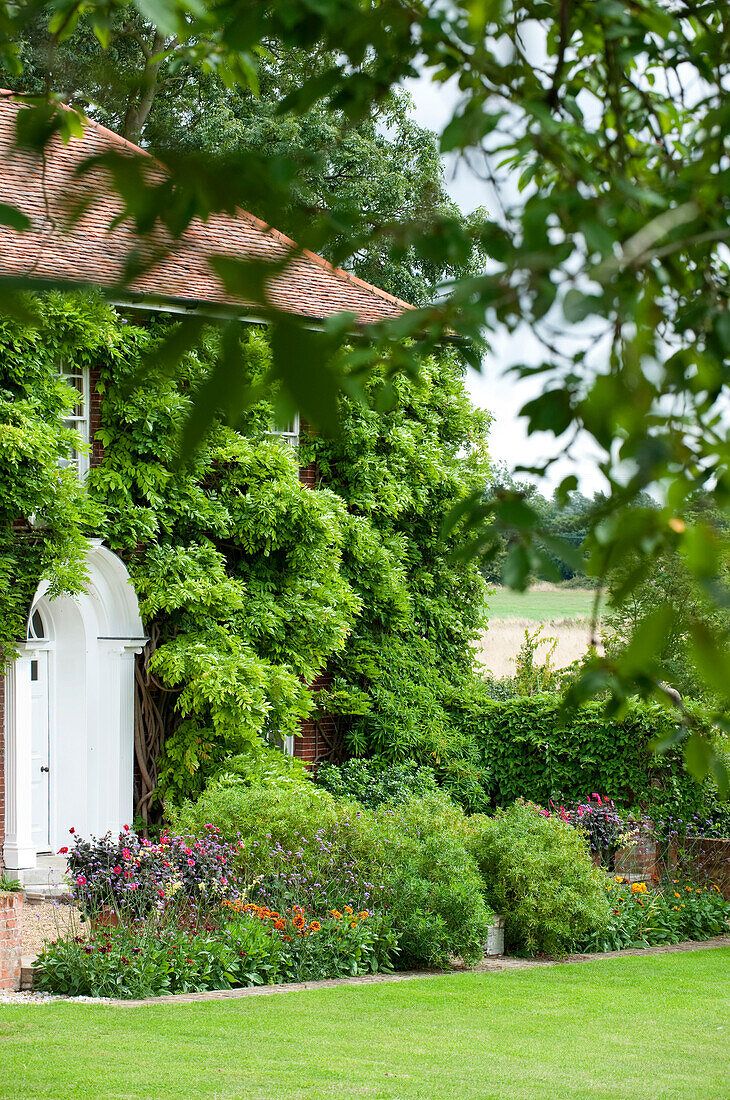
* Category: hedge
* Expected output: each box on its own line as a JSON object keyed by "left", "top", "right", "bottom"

{"left": 467, "top": 694, "right": 715, "bottom": 812}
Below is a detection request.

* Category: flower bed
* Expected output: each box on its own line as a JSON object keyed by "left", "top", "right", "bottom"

{"left": 34, "top": 899, "right": 398, "bottom": 999}
{"left": 579, "top": 877, "right": 730, "bottom": 953}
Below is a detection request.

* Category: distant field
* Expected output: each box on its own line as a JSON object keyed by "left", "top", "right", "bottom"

{"left": 486, "top": 584, "right": 599, "bottom": 622}
{"left": 477, "top": 584, "right": 602, "bottom": 678}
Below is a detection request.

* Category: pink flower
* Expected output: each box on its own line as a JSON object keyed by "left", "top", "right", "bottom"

{"left": 76, "top": 875, "right": 86, "bottom": 885}
{"left": 122, "top": 848, "right": 131, "bottom": 860}
{"left": 112, "top": 866, "right": 122, "bottom": 875}
{"left": 187, "top": 859, "right": 195, "bottom": 866}
{"left": 123, "top": 824, "right": 130, "bottom": 832}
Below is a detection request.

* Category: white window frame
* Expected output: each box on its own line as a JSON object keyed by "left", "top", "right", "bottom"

{"left": 57, "top": 363, "right": 91, "bottom": 480}
{"left": 269, "top": 411, "right": 300, "bottom": 448}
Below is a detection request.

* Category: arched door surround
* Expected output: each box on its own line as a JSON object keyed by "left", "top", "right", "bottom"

{"left": 3, "top": 540, "right": 145, "bottom": 871}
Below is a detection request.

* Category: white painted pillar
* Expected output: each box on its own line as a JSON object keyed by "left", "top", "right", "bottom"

{"left": 119, "top": 644, "right": 142, "bottom": 830}
{"left": 3, "top": 651, "right": 36, "bottom": 869}
{"left": 97, "top": 640, "right": 142, "bottom": 836}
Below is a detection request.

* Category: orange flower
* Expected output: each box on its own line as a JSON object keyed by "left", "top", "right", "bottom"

{"left": 330, "top": 910, "right": 343, "bottom": 920}
{"left": 310, "top": 921, "right": 321, "bottom": 932}
{"left": 274, "top": 919, "right": 286, "bottom": 931}
{"left": 358, "top": 911, "right": 369, "bottom": 919}
{"left": 350, "top": 920, "right": 357, "bottom": 928}
{"left": 344, "top": 906, "right": 354, "bottom": 915}
{"left": 630, "top": 882, "right": 647, "bottom": 894}
{"left": 293, "top": 916, "right": 306, "bottom": 930}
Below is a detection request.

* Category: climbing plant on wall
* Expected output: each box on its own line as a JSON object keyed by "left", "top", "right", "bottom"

{"left": 302, "top": 353, "right": 492, "bottom": 774}
{"left": 0, "top": 292, "right": 491, "bottom": 817}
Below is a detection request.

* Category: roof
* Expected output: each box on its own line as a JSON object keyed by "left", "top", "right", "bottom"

{"left": 0, "top": 92, "right": 412, "bottom": 325}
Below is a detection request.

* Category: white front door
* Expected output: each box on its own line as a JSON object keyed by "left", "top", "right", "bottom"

{"left": 30, "top": 651, "right": 51, "bottom": 852}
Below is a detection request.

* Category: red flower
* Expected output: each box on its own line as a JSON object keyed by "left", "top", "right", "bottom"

{"left": 76, "top": 875, "right": 87, "bottom": 885}
{"left": 58, "top": 847, "right": 68, "bottom": 855}
{"left": 123, "top": 824, "right": 130, "bottom": 832}
{"left": 112, "top": 866, "right": 122, "bottom": 875}
{"left": 69, "top": 827, "right": 75, "bottom": 834}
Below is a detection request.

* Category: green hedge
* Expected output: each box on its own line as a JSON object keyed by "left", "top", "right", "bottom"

{"left": 467, "top": 695, "right": 715, "bottom": 813}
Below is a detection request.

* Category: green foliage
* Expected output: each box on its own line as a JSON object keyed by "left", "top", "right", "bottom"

{"left": 467, "top": 800, "right": 611, "bottom": 956}
{"left": 307, "top": 356, "right": 491, "bottom": 773}
{"left": 581, "top": 879, "right": 730, "bottom": 954}
{"left": 467, "top": 691, "right": 724, "bottom": 822}
{"left": 208, "top": 745, "right": 310, "bottom": 792}
{"left": 7, "top": 1, "right": 730, "bottom": 782}
{"left": 315, "top": 758, "right": 438, "bottom": 809}
{"left": 34, "top": 917, "right": 283, "bottom": 999}
{"left": 0, "top": 294, "right": 106, "bottom": 654}
{"left": 171, "top": 786, "right": 493, "bottom": 968}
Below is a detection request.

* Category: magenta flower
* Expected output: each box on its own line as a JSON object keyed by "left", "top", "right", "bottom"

{"left": 76, "top": 875, "right": 87, "bottom": 885}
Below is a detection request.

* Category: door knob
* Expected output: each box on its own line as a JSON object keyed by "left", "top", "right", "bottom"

{"left": 40, "top": 765, "right": 49, "bottom": 773}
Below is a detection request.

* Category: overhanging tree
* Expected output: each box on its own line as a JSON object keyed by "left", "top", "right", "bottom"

{"left": 0, "top": 0, "right": 729, "bottom": 788}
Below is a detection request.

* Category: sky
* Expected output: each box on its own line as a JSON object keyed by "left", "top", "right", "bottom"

{"left": 405, "top": 73, "right": 608, "bottom": 497}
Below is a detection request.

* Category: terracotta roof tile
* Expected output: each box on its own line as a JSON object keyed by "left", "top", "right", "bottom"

{"left": 0, "top": 92, "right": 411, "bottom": 325}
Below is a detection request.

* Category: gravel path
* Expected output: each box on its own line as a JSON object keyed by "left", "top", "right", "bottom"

{"left": 22, "top": 899, "right": 84, "bottom": 956}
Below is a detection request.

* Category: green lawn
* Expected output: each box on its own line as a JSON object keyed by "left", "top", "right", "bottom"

{"left": 487, "top": 584, "right": 599, "bottom": 621}
{"left": 1, "top": 950, "right": 728, "bottom": 1099}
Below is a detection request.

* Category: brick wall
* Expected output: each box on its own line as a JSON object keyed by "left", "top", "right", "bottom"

{"left": 295, "top": 454, "right": 339, "bottom": 770}
{"left": 0, "top": 893, "right": 22, "bottom": 990}
{"left": 668, "top": 838, "right": 730, "bottom": 900}
{"left": 89, "top": 364, "right": 104, "bottom": 467}
{"left": 614, "top": 835, "right": 662, "bottom": 883}
{"left": 293, "top": 667, "right": 342, "bottom": 770}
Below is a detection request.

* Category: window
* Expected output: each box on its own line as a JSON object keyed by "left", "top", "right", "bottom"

{"left": 58, "top": 363, "right": 90, "bottom": 479}
{"left": 28, "top": 608, "right": 46, "bottom": 641}
{"left": 269, "top": 412, "right": 300, "bottom": 448}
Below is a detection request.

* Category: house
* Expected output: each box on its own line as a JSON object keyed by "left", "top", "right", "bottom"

{"left": 0, "top": 91, "right": 409, "bottom": 885}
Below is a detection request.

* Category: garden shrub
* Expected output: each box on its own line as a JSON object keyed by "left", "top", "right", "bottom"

{"left": 466, "top": 692, "right": 724, "bottom": 821}
{"left": 466, "top": 799, "right": 611, "bottom": 955}
{"left": 62, "top": 825, "right": 238, "bottom": 920}
{"left": 170, "top": 785, "right": 492, "bottom": 967}
{"left": 580, "top": 878, "right": 730, "bottom": 953}
{"left": 208, "top": 745, "right": 311, "bottom": 791}
{"left": 315, "top": 758, "right": 439, "bottom": 808}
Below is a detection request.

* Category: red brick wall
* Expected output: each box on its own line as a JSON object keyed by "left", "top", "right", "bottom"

{"left": 295, "top": 453, "right": 339, "bottom": 769}
{"left": 89, "top": 364, "right": 104, "bottom": 467}
{"left": 0, "top": 893, "right": 22, "bottom": 990}
{"left": 293, "top": 667, "right": 341, "bottom": 770}
{"left": 298, "top": 462, "right": 320, "bottom": 490}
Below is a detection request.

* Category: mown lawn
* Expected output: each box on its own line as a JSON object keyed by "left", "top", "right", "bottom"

{"left": 1, "top": 950, "right": 728, "bottom": 1099}
{"left": 487, "top": 584, "right": 599, "bottom": 622}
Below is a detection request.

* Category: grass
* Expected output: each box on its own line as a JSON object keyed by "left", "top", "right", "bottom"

{"left": 1, "top": 949, "right": 728, "bottom": 1099}
{"left": 487, "top": 584, "right": 599, "bottom": 622}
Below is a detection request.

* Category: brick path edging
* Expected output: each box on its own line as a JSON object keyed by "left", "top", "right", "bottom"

{"left": 96, "top": 933, "right": 729, "bottom": 1007}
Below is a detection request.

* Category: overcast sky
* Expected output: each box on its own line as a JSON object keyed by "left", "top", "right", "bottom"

{"left": 405, "top": 74, "right": 608, "bottom": 497}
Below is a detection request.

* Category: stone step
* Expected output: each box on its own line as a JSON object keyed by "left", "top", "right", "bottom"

{"left": 18, "top": 867, "right": 67, "bottom": 887}
{"left": 24, "top": 886, "right": 72, "bottom": 904}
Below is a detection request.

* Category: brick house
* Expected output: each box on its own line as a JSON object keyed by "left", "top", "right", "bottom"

{"left": 0, "top": 91, "right": 408, "bottom": 879}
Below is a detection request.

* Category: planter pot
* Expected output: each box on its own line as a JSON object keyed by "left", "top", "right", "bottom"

{"left": 483, "top": 916, "right": 505, "bottom": 957}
